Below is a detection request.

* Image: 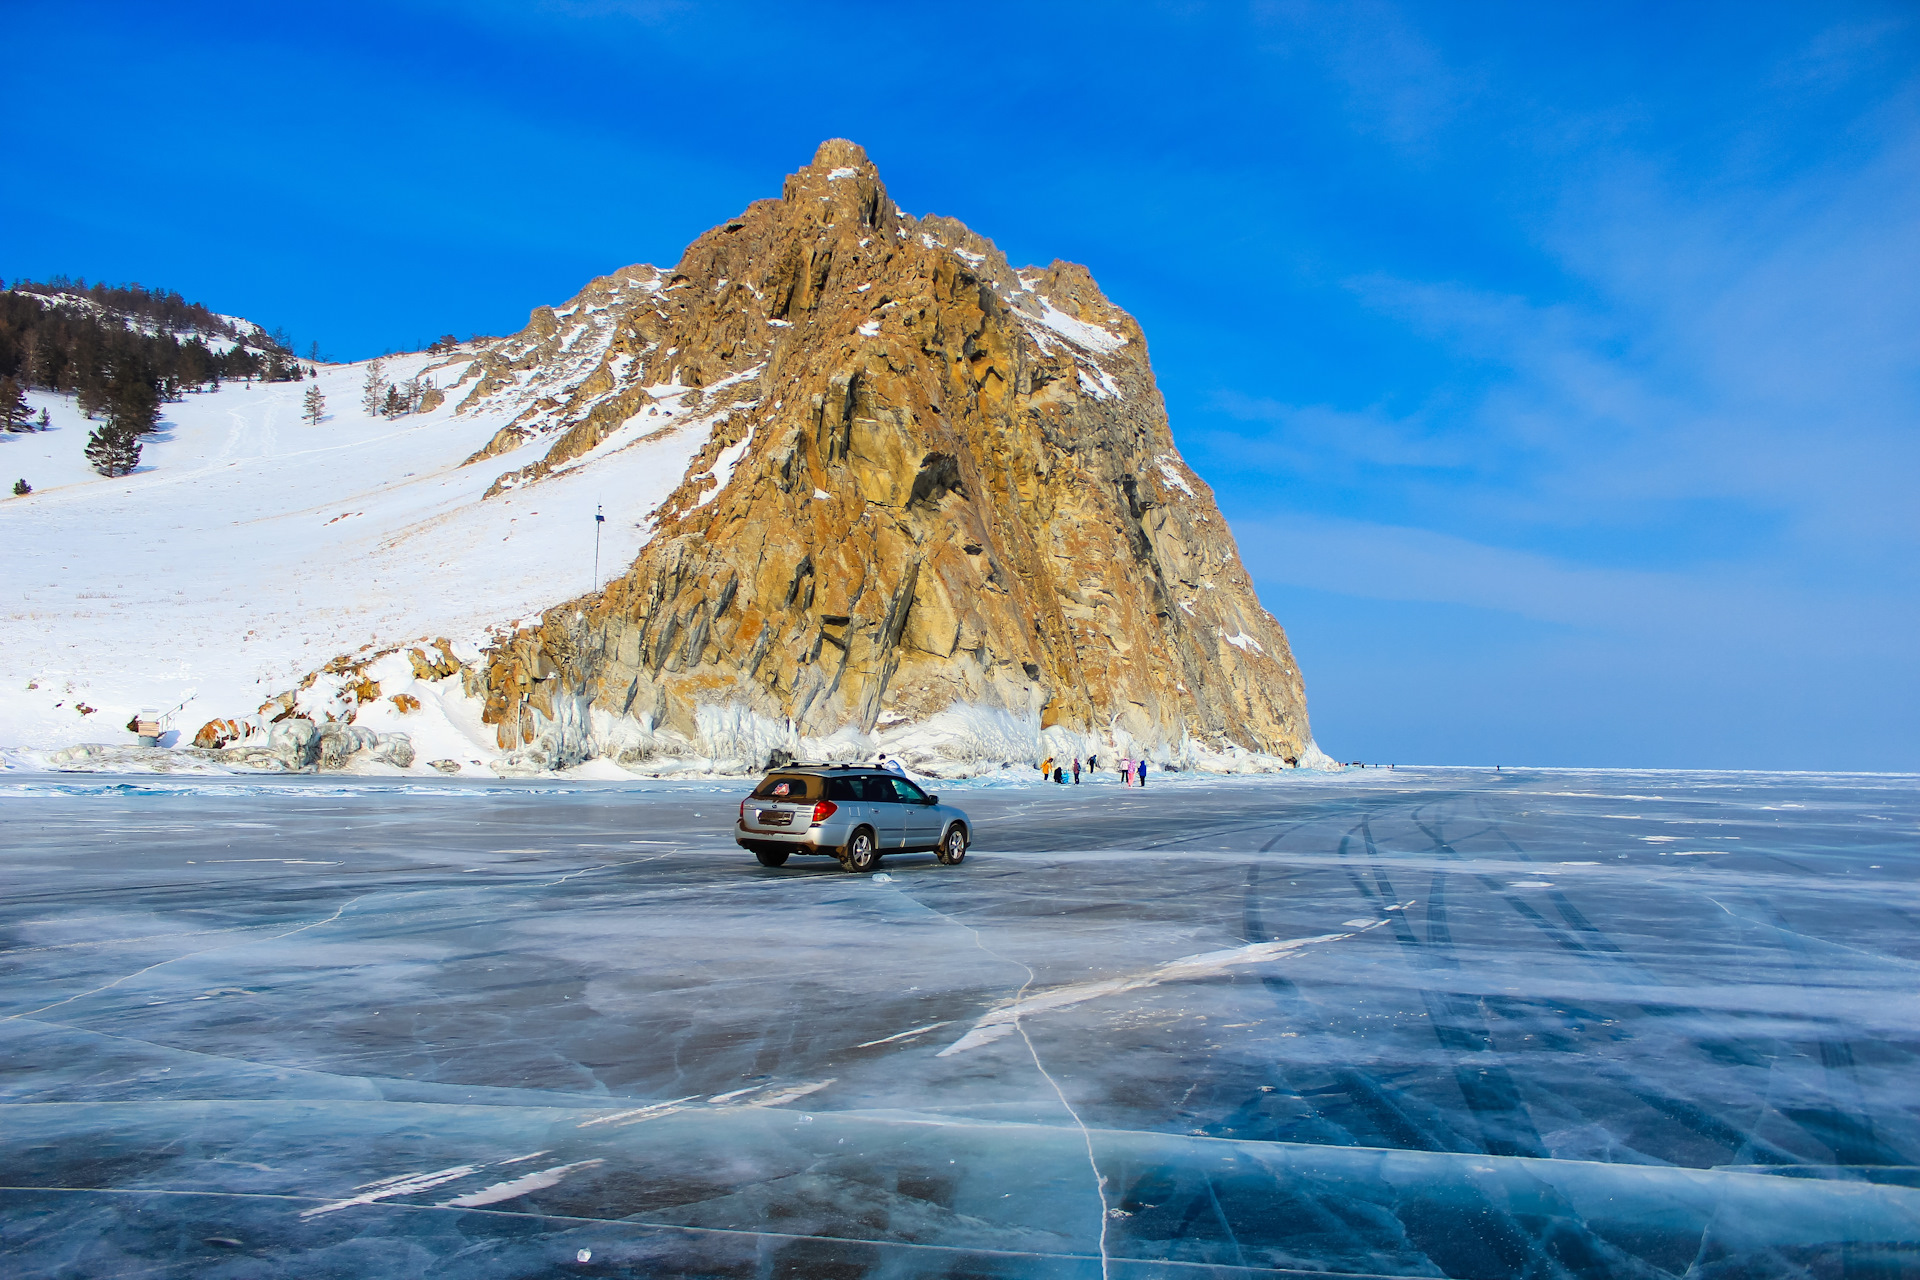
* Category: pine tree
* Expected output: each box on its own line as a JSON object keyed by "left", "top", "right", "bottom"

{"left": 85, "top": 424, "right": 141, "bottom": 477}
{"left": 76, "top": 378, "right": 106, "bottom": 419}
{"left": 106, "top": 368, "right": 161, "bottom": 435}
{"left": 0, "top": 377, "right": 28, "bottom": 432}
{"left": 361, "top": 358, "right": 388, "bottom": 417}
{"left": 37, "top": 408, "right": 50, "bottom": 431}
{"left": 382, "top": 383, "right": 405, "bottom": 418}
{"left": 12, "top": 479, "right": 29, "bottom": 496}
{"left": 302, "top": 384, "right": 326, "bottom": 425}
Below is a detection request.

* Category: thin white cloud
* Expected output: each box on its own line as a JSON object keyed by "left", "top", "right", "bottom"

{"left": 1250, "top": 0, "right": 1483, "bottom": 154}
{"left": 1208, "top": 393, "right": 1473, "bottom": 472}
{"left": 1233, "top": 513, "right": 1914, "bottom": 662}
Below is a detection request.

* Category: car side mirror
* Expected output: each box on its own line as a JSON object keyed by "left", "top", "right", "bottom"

{"left": 925, "top": 794, "right": 939, "bottom": 805}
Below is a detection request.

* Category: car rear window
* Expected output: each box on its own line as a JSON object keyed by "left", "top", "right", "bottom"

{"left": 825, "top": 774, "right": 894, "bottom": 802}
{"left": 752, "top": 774, "right": 820, "bottom": 801}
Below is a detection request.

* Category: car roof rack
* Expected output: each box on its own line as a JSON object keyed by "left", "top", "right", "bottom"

{"left": 775, "top": 761, "right": 874, "bottom": 770}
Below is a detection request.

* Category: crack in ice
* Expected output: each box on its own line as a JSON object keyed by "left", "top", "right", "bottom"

{"left": 5, "top": 895, "right": 368, "bottom": 1022}
{"left": 953, "top": 919, "right": 1113, "bottom": 1280}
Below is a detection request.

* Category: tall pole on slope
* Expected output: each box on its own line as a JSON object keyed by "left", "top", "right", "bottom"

{"left": 593, "top": 504, "right": 604, "bottom": 594}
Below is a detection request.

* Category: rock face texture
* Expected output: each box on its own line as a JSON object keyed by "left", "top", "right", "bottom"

{"left": 470, "top": 140, "right": 1316, "bottom": 772}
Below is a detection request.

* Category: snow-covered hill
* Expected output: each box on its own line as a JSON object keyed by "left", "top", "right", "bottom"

{"left": 1, "top": 348, "right": 732, "bottom": 771}
{"left": 21, "top": 287, "right": 269, "bottom": 355}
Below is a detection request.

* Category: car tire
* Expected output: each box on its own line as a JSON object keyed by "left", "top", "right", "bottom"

{"left": 936, "top": 824, "right": 968, "bottom": 865}
{"left": 754, "top": 847, "right": 790, "bottom": 868}
{"left": 841, "top": 827, "right": 879, "bottom": 873}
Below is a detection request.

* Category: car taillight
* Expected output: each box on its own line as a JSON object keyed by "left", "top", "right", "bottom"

{"left": 811, "top": 800, "right": 837, "bottom": 825}
{"left": 739, "top": 798, "right": 748, "bottom": 822}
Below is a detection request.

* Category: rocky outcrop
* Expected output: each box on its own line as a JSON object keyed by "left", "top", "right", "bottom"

{"left": 464, "top": 140, "right": 1316, "bottom": 773}
{"left": 48, "top": 723, "right": 414, "bottom": 773}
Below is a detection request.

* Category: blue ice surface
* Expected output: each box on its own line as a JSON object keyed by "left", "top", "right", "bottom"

{"left": 1, "top": 765, "right": 1916, "bottom": 1277}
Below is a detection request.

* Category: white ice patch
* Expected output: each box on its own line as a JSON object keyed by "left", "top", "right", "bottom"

{"left": 302, "top": 1163, "right": 481, "bottom": 1217}
{"left": 737, "top": 1079, "right": 834, "bottom": 1108}
{"left": 577, "top": 1095, "right": 699, "bottom": 1128}
{"left": 440, "top": 1159, "right": 605, "bottom": 1208}
{"left": 857, "top": 319, "right": 881, "bottom": 337}
{"left": 939, "top": 930, "right": 1368, "bottom": 1056}
{"left": 855, "top": 1020, "right": 953, "bottom": 1048}
{"left": 1220, "top": 630, "right": 1265, "bottom": 655}
{"left": 827, "top": 166, "right": 857, "bottom": 180}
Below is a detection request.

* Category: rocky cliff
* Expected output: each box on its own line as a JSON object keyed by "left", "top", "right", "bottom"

{"left": 460, "top": 140, "right": 1319, "bottom": 774}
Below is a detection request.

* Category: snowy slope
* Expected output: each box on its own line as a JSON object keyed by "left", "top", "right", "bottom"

{"left": 18, "top": 288, "right": 269, "bottom": 355}
{"left": 0, "top": 353, "right": 735, "bottom": 763}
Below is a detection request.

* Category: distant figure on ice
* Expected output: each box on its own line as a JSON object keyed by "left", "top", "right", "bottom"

{"left": 1040, "top": 755, "right": 1055, "bottom": 780}
{"left": 1071, "top": 757, "right": 1081, "bottom": 784}
{"left": 1136, "top": 759, "right": 1148, "bottom": 787}
{"left": 877, "top": 753, "right": 905, "bottom": 775}
{"left": 1055, "top": 766, "right": 1066, "bottom": 784}
{"left": 1121, "top": 756, "right": 1133, "bottom": 787}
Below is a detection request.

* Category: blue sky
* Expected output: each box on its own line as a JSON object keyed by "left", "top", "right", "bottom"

{"left": 8, "top": 0, "right": 1916, "bottom": 770}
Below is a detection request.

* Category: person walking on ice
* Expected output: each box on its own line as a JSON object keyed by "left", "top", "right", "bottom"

{"left": 1136, "top": 758, "right": 1148, "bottom": 787}
{"left": 1071, "top": 757, "right": 1081, "bottom": 784}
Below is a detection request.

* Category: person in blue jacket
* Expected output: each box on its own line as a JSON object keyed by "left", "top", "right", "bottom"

{"left": 1136, "top": 759, "right": 1147, "bottom": 787}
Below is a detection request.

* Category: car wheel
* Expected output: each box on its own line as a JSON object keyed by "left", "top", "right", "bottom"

{"left": 936, "top": 824, "right": 968, "bottom": 865}
{"left": 754, "top": 847, "right": 790, "bottom": 868}
{"left": 842, "top": 827, "right": 878, "bottom": 873}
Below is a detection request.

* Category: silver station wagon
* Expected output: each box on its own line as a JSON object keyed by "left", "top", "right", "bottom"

{"left": 735, "top": 764, "right": 971, "bottom": 872}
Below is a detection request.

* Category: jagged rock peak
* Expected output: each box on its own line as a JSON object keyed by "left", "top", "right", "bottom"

{"left": 812, "top": 137, "right": 870, "bottom": 167}
{"left": 455, "top": 140, "right": 1322, "bottom": 775}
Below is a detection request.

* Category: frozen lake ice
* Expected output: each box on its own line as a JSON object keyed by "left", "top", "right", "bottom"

{"left": 2, "top": 766, "right": 1916, "bottom": 1277}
